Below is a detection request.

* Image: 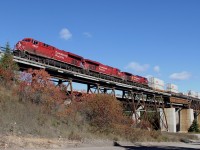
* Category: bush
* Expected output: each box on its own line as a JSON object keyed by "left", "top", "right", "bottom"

{"left": 80, "top": 94, "right": 131, "bottom": 133}
{"left": 59, "top": 94, "right": 132, "bottom": 135}
{"left": 59, "top": 94, "right": 175, "bottom": 142}
{"left": 18, "top": 69, "right": 66, "bottom": 113}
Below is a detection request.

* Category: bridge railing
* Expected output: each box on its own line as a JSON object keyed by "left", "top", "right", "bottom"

{"left": 0, "top": 46, "right": 6, "bottom": 52}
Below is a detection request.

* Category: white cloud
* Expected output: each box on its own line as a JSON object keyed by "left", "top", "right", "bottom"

{"left": 169, "top": 71, "right": 191, "bottom": 80}
{"left": 59, "top": 28, "right": 72, "bottom": 40}
{"left": 154, "top": 65, "right": 160, "bottom": 73}
{"left": 125, "top": 62, "right": 149, "bottom": 72}
{"left": 83, "top": 32, "right": 92, "bottom": 38}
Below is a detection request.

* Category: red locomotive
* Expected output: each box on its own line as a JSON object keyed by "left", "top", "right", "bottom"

{"left": 15, "top": 38, "right": 83, "bottom": 67}
{"left": 14, "top": 38, "right": 148, "bottom": 86}
{"left": 84, "top": 59, "right": 123, "bottom": 78}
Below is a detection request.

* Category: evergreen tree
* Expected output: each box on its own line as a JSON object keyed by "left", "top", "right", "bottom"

{"left": 0, "top": 42, "right": 13, "bottom": 67}
{"left": 0, "top": 42, "right": 19, "bottom": 85}
{"left": 188, "top": 119, "right": 200, "bottom": 133}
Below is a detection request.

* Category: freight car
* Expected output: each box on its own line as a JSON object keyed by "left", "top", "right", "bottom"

{"left": 14, "top": 38, "right": 149, "bottom": 87}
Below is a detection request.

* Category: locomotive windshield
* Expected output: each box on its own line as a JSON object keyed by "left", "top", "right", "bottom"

{"left": 23, "top": 39, "right": 31, "bottom": 42}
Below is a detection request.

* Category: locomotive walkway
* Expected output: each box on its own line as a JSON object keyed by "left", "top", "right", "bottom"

{"left": 0, "top": 48, "right": 200, "bottom": 133}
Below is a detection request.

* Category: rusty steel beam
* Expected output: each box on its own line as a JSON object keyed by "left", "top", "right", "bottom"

{"left": 170, "top": 97, "right": 190, "bottom": 105}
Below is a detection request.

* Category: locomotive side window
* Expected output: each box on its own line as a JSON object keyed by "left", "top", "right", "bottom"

{"left": 33, "top": 41, "right": 38, "bottom": 45}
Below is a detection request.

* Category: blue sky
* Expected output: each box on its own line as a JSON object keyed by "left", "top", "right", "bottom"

{"left": 0, "top": 0, "right": 200, "bottom": 93}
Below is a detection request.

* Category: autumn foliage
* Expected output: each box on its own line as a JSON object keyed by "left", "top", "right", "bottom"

{"left": 18, "top": 69, "right": 66, "bottom": 113}
{"left": 15, "top": 68, "right": 133, "bottom": 137}
{"left": 59, "top": 94, "right": 132, "bottom": 134}
{"left": 81, "top": 95, "right": 131, "bottom": 131}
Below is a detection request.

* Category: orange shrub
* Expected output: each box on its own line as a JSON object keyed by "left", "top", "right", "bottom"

{"left": 18, "top": 69, "right": 66, "bottom": 113}
{"left": 60, "top": 94, "right": 132, "bottom": 133}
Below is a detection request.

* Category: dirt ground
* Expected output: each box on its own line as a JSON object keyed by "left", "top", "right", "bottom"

{"left": 1, "top": 134, "right": 200, "bottom": 150}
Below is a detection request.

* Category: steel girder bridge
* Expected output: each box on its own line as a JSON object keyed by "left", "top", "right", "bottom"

{"left": 1, "top": 48, "right": 200, "bottom": 131}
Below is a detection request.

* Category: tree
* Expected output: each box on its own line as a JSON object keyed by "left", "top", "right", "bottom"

{"left": 0, "top": 42, "right": 19, "bottom": 86}
{"left": 0, "top": 42, "right": 13, "bottom": 67}
{"left": 188, "top": 119, "right": 200, "bottom": 133}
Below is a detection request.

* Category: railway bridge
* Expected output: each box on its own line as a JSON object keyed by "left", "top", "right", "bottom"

{"left": 0, "top": 47, "right": 200, "bottom": 133}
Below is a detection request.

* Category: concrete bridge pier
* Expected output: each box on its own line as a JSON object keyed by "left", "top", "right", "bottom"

{"left": 132, "top": 106, "right": 142, "bottom": 124}
{"left": 132, "top": 111, "right": 141, "bottom": 124}
{"left": 175, "top": 108, "right": 181, "bottom": 132}
{"left": 161, "top": 108, "right": 195, "bottom": 133}
{"left": 180, "top": 109, "right": 194, "bottom": 133}
{"left": 198, "top": 114, "right": 200, "bottom": 125}
{"left": 161, "top": 108, "right": 176, "bottom": 132}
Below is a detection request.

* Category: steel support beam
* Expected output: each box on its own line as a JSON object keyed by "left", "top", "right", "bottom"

{"left": 87, "top": 84, "right": 115, "bottom": 96}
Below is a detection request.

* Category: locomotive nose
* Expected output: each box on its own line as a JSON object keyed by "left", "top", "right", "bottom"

{"left": 14, "top": 41, "right": 23, "bottom": 50}
{"left": 14, "top": 42, "right": 19, "bottom": 50}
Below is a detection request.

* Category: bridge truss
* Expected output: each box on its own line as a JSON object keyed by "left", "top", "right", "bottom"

{"left": 1, "top": 49, "right": 200, "bottom": 131}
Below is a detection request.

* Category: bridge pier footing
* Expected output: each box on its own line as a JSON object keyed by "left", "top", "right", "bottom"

{"left": 180, "top": 109, "right": 194, "bottom": 133}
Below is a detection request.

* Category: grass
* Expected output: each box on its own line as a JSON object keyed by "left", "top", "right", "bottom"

{"left": 0, "top": 85, "right": 69, "bottom": 138}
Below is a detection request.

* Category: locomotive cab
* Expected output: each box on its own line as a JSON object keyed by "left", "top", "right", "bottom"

{"left": 22, "top": 38, "right": 32, "bottom": 42}
{"left": 15, "top": 38, "right": 34, "bottom": 51}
